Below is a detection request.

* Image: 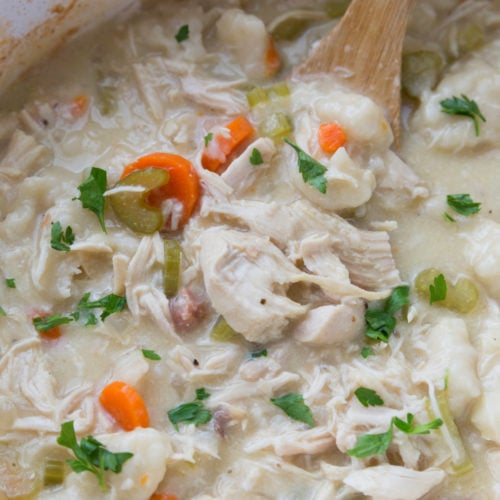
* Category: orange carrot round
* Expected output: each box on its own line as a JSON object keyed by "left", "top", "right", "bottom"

{"left": 121, "top": 153, "right": 200, "bottom": 228}
{"left": 150, "top": 494, "right": 179, "bottom": 500}
{"left": 99, "top": 381, "right": 150, "bottom": 431}
{"left": 70, "top": 95, "right": 89, "bottom": 118}
{"left": 265, "top": 37, "right": 281, "bottom": 77}
{"left": 201, "top": 116, "right": 255, "bottom": 172}
{"left": 317, "top": 123, "right": 347, "bottom": 154}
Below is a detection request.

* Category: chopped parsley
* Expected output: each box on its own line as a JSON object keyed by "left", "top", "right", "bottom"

{"left": 5, "top": 278, "right": 15, "bottom": 289}
{"left": 284, "top": 139, "right": 327, "bottom": 194}
{"left": 440, "top": 94, "right": 486, "bottom": 136}
{"left": 364, "top": 285, "right": 409, "bottom": 343}
{"left": 348, "top": 413, "right": 443, "bottom": 458}
{"left": 0, "top": 306, "right": 6, "bottom": 316}
{"left": 142, "top": 349, "right": 161, "bottom": 361}
{"left": 354, "top": 387, "right": 384, "bottom": 407}
{"left": 446, "top": 193, "right": 481, "bottom": 216}
{"left": 429, "top": 273, "right": 447, "bottom": 304}
{"left": 204, "top": 132, "right": 213, "bottom": 147}
{"left": 270, "top": 392, "right": 315, "bottom": 427}
{"left": 249, "top": 147, "right": 264, "bottom": 165}
{"left": 75, "top": 292, "right": 127, "bottom": 321}
{"left": 33, "top": 313, "right": 74, "bottom": 332}
{"left": 167, "top": 388, "right": 212, "bottom": 430}
{"left": 51, "top": 221, "right": 75, "bottom": 252}
{"left": 57, "top": 421, "right": 133, "bottom": 492}
{"left": 74, "top": 167, "right": 107, "bottom": 233}
{"left": 361, "top": 346, "right": 375, "bottom": 358}
{"left": 443, "top": 212, "right": 456, "bottom": 222}
{"left": 175, "top": 24, "right": 189, "bottom": 43}
{"left": 250, "top": 348, "right": 268, "bottom": 358}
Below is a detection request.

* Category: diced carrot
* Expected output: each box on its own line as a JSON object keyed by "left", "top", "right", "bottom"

{"left": 69, "top": 95, "right": 89, "bottom": 118}
{"left": 317, "top": 122, "right": 347, "bottom": 154}
{"left": 150, "top": 494, "right": 179, "bottom": 500}
{"left": 99, "top": 381, "right": 150, "bottom": 431}
{"left": 121, "top": 153, "right": 200, "bottom": 228}
{"left": 39, "top": 325, "right": 63, "bottom": 340}
{"left": 201, "top": 116, "right": 255, "bottom": 172}
{"left": 265, "top": 37, "right": 281, "bottom": 77}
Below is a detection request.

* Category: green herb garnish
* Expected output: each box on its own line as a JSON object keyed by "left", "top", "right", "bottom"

{"left": 76, "top": 292, "right": 127, "bottom": 320}
{"left": 249, "top": 148, "right": 264, "bottom": 165}
{"left": 270, "top": 392, "right": 315, "bottom": 427}
{"left": 429, "top": 273, "right": 447, "bottom": 304}
{"left": 195, "top": 388, "right": 210, "bottom": 400}
{"left": 361, "top": 346, "right": 374, "bottom": 358}
{"left": 74, "top": 167, "right": 107, "bottom": 232}
{"left": 284, "top": 139, "right": 327, "bottom": 194}
{"left": 5, "top": 278, "right": 15, "bottom": 289}
{"left": 250, "top": 348, "right": 268, "bottom": 358}
{"left": 0, "top": 306, "right": 7, "bottom": 316}
{"left": 167, "top": 388, "right": 212, "bottom": 430}
{"left": 57, "top": 421, "right": 133, "bottom": 492}
{"left": 33, "top": 313, "right": 74, "bottom": 332}
{"left": 354, "top": 387, "right": 384, "bottom": 407}
{"left": 51, "top": 221, "right": 75, "bottom": 251}
{"left": 446, "top": 193, "right": 481, "bottom": 216}
{"left": 204, "top": 132, "right": 213, "bottom": 147}
{"left": 440, "top": 94, "right": 486, "bottom": 136}
{"left": 175, "top": 24, "right": 189, "bottom": 43}
{"left": 142, "top": 349, "right": 161, "bottom": 361}
{"left": 443, "top": 212, "right": 456, "bottom": 222}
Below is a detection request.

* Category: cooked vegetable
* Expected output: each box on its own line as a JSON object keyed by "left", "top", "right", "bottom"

{"left": 429, "top": 273, "right": 447, "bottom": 304}
{"left": 457, "top": 23, "right": 484, "bottom": 55}
{"left": 247, "top": 83, "right": 290, "bottom": 107}
{"left": 0, "top": 306, "right": 6, "bottom": 316}
{"left": 33, "top": 313, "right": 73, "bottom": 332}
{"left": 440, "top": 94, "right": 486, "bottom": 136}
{"left": 354, "top": 387, "right": 384, "bottom": 407}
{"left": 402, "top": 51, "right": 442, "bottom": 97}
{"left": 150, "top": 494, "right": 179, "bottom": 500}
{"left": 43, "top": 458, "right": 66, "bottom": 486}
{"left": 361, "top": 346, "right": 375, "bottom": 358}
{"left": 167, "top": 389, "right": 212, "bottom": 430}
{"left": 261, "top": 112, "right": 293, "bottom": 139}
{"left": 74, "top": 167, "right": 108, "bottom": 232}
{"left": 202, "top": 116, "right": 255, "bottom": 171}
{"left": 99, "top": 381, "right": 150, "bottom": 431}
{"left": 50, "top": 221, "right": 75, "bottom": 252}
{"left": 284, "top": 138, "right": 327, "bottom": 193}
{"left": 210, "top": 316, "right": 241, "bottom": 343}
{"left": 69, "top": 95, "right": 89, "bottom": 118}
{"left": 249, "top": 147, "right": 264, "bottom": 165}
{"left": 317, "top": 122, "right": 346, "bottom": 154}
{"left": 142, "top": 349, "right": 161, "bottom": 361}
{"left": 75, "top": 292, "right": 127, "bottom": 321}
{"left": 163, "top": 239, "right": 182, "bottom": 298}
{"left": 270, "top": 392, "right": 315, "bottom": 427}
{"left": 265, "top": 38, "right": 281, "bottom": 77}
{"left": 348, "top": 413, "right": 442, "bottom": 458}
{"left": 446, "top": 193, "right": 481, "bottom": 216}
{"left": 204, "top": 132, "right": 213, "bottom": 147}
{"left": 57, "top": 420, "right": 133, "bottom": 492}
{"left": 250, "top": 348, "right": 268, "bottom": 358}
{"left": 5, "top": 278, "right": 15, "bottom": 288}
{"left": 114, "top": 152, "right": 200, "bottom": 231}
{"left": 175, "top": 24, "right": 189, "bottom": 43}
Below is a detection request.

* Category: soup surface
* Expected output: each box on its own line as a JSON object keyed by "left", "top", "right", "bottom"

{"left": 0, "top": 1, "right": 500, "bottom": 499}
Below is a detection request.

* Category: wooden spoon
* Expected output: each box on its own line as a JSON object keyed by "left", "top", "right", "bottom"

{"left": 294, "top": 0, "right": 413, "bottom": 146}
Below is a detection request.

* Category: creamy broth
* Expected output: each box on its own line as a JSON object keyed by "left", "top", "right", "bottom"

{"left": 0, "top": 1, "right": 499, "bottom": 499}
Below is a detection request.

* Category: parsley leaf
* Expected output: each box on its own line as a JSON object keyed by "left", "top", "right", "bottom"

{"left": 392, "top": 413, "right": 443, "bottom": 435}
{"left": 446, "top": 193, "right": 481, "bottom": 216}
{"left": 347, "top": 426, "right": 393, "bottom": 458}
{"left": 249, "top": 148, "right": 264, "bottom": 165}
{"left": 5, "top": 278, "right": 15, "bottom": 289}
{"left": 204, "top": 132, "right": 213, "bottom": 147}
{"left": 250, "top": 348, "right": 268, "bottom": 358}
{"left": 429, "top": 273, "right": 447, "bottom": 304}
{"left": 175, "top": 24, "right": 189, "bottom": 43}
{"left": 354, "top": 387, "right": 384, "bottom": 407}
{"left": 284, "top": 139, "right": 327, "bottom": 194}
{"left": 76, "top": 292, "right": 127, "bottom": 320}
{"left": 57, "top": 421, "right": 133, "bottom": 492}
{"left": 364, "top": 286, "right": 409, "bottom": 343}
{"left": 443, "top": 212, "right": 456, "bottom": 222}
{"left": 51, "top": 221, "right": 75, "bottom": 251}
{"left": 361, "top": 346, "right": 374, "bottom": 358}
{"left": 0, "top": 306, "right": 6, "bottom": 316}
{"left": 440, "top": 94, "right": 486, "bottom": 136}
{"left": 33, "top": 313, "right": 74, "bottom": 332}
{"left": 142, "top": 349, "right": 161, "bottom": 361}
{"left": 74, "top": 167, "right": 107, "bottom": 233}
{"left": 167, "top": 389, "right": 212, "bottom": 430}
{"left": 270, "top": 392, "right": 315, "bottom": 427}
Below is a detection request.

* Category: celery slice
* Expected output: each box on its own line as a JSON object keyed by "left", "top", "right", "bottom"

{"left": 260, "top": 112, "right": 293, "bottom": 139}
{"left": 247, "top": 87, "right": 268, "bottom": 107}
{"left": 44, "top": 458, "right": 66, "bottom": 486}
{"left": 402, "top": 51, "right": 442, "bottom": 98}
{"left": 164, "top": 239, "right": 182, "bottom": 298}
{"left": 457, "top": 23, "right": 484, "bottom": 55}
{"left": 210, "top": 316, "right": 241, "bottom": 343}
{"left": 268, "top": 82, "right": 290, "bottom": 99}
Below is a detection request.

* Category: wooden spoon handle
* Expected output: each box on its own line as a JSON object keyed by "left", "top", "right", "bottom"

{"left": 295, "top": 0, "right": 413, "bottom": 145}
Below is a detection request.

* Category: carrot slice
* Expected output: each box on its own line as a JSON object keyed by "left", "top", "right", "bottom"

{"left": 201, "top": 116, "right": 255, "bottom": 172}
{"left": 121, "top": 153, "right": 200, "bottom": 228}
{"left": 39, "top": 325, "right": 63, "bottom": 340}
{"left": 150, "top": 494, "right": 179, "bottom": 500}
{"left": 70, "top": 95, "right": 89, "bottom": 118}
{"left": 317, "top": 122, "right": 347, "bottom": 154}
{"left": 265, "top": 37, "right": 281, "bottom": 77}
{"left": 99, "top": 381, "right": 150, "bottom": 431}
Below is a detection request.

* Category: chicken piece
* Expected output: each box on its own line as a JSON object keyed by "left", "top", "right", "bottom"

{"left": 418, "top": 318, "right": 480, "bottom": 416}
{"left": 221, "top": 137, "right": 276, "bottom": 195}
{"left": 343, "top": 465, "right": 445, "bottom": 500}
{"left": 205, "top": 199, "right": 400, "bottom": 291}
{"left": 39, "top": 428, "right": 171, "bottom": 500}
{"left": 291, "top": 300, "right": 365, "bottom": 345}
{"left": 198, "top": 229, "right": 385, "bottom": 343}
